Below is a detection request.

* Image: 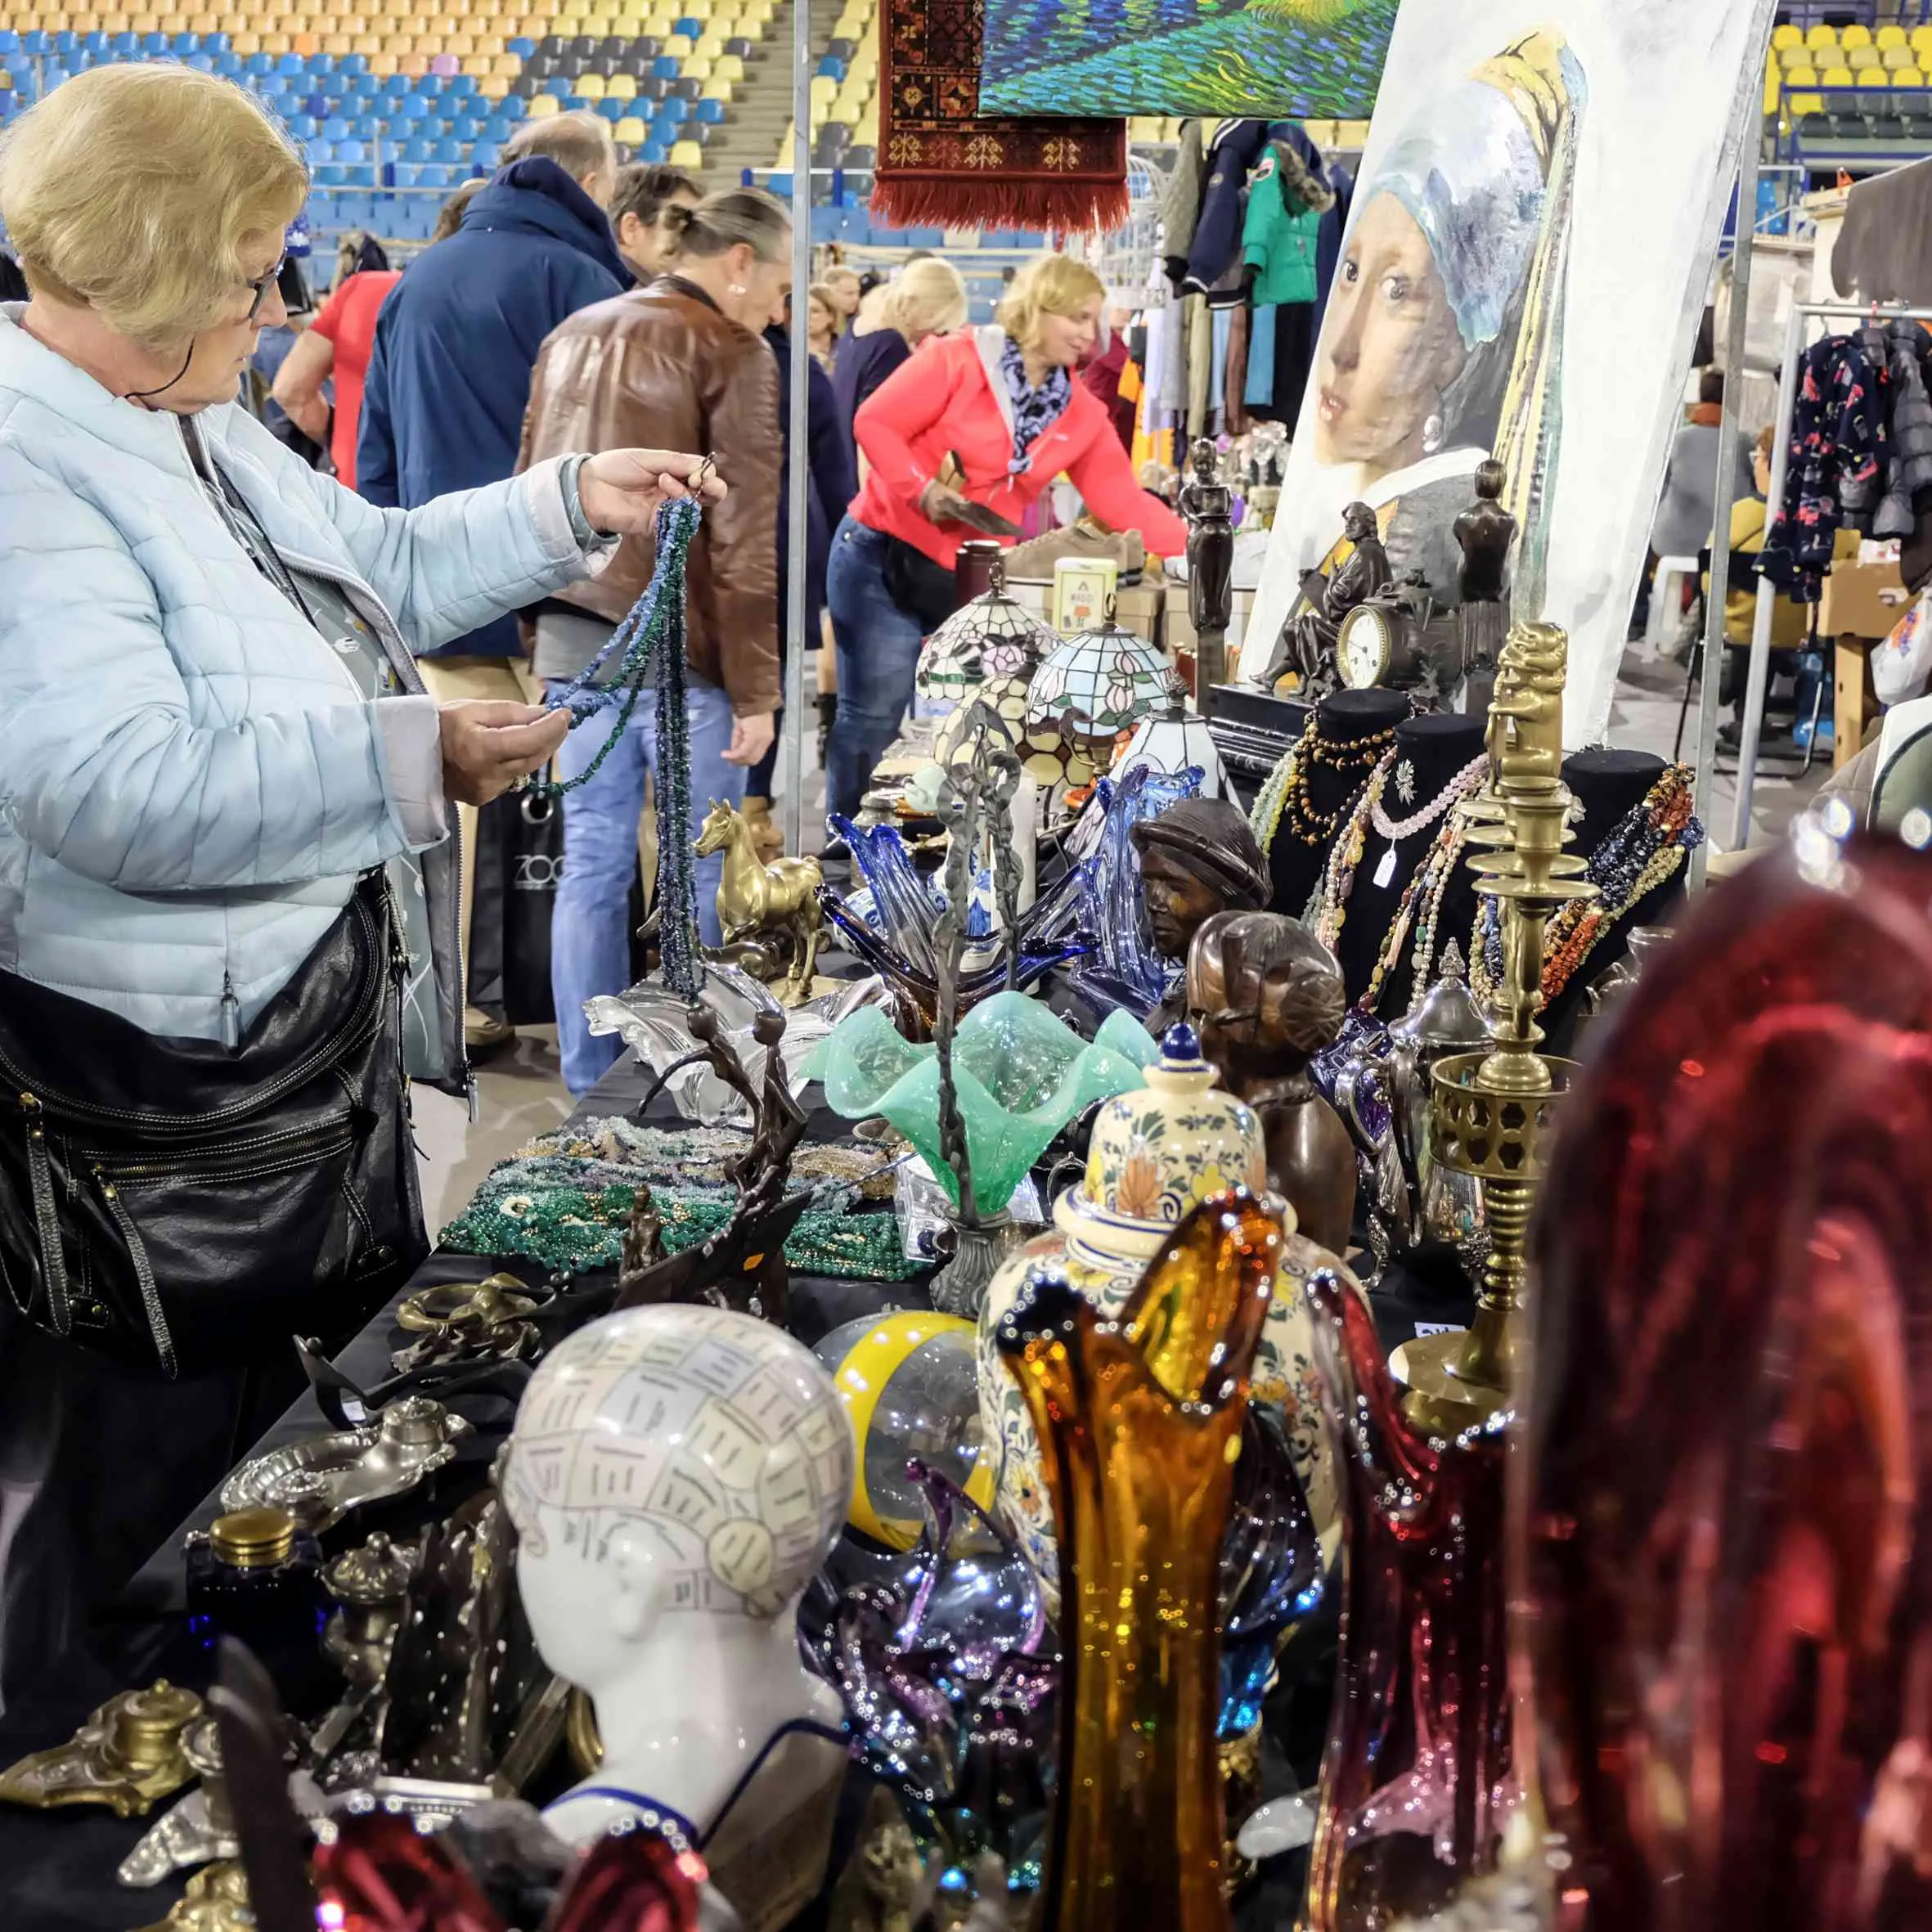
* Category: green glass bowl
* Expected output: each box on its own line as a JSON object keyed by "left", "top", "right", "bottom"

{"left": 805, "top": 991, "right": 1158, "bottom": 1212}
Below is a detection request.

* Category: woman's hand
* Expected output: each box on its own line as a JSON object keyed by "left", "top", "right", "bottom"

{"left": 723, "top": 710, "right": 776, "bottom": 767}
{"left": 578, "top": 450, "right": 729, "bottom": 536}
{"left": 919, "top": 479, "right": 973, "bottom": 525}
{"left": 438, "top": 700, "right": 571, "bottom": 806}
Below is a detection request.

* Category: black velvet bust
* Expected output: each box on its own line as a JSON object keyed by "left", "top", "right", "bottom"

{"left": 1332, "top": 712, "right": 1488, "bottom": 1013}
{"left": 1263, "top": 690, "right": 1409, "bottom": 919}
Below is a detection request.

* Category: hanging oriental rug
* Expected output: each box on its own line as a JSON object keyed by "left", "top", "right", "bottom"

{"left": 874, "top": 0, "right": 1128, "bottom": 233}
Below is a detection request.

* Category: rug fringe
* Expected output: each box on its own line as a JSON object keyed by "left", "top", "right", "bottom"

{"left": 869, "top": 175, "right": 1130, "bottom": 236}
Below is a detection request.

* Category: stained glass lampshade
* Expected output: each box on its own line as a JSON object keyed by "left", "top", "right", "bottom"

{"left": 1112, "top": 681, "right": 1231, "bottom": 799}
{"left": 916, "top": 556, "right": 1060, "bottom": 704}
{"left": 1025, "top": 609, "right": 1175, "bottom": 749}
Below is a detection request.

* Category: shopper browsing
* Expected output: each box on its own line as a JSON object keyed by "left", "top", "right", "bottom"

{"left": 519, "top": 189, "right": 789, "bottom": 1096}
{"left": 270, "top": 238, "right": 401, "bottom": 490}
{"left": 831, "top": 255, "right": 968, "bottom": 470}
{"left": 0, "top": 62, "right": 723, "bottom": 1709}
{"left": 825, "top": 252, "right": 1188, "bottom": 822}
{"left": 609, "top": 161, "right": 701, "bottom": 283}
{"left": 357, "top": 110, "right": 630, "bottom": 1052}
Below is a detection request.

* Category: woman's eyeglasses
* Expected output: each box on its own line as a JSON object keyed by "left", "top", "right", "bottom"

{"left": 244, "top": 258, "right": 288, "bottom": 322}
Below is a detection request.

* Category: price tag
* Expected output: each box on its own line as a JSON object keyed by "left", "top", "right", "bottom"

{"left": 1373, "top": 845, "right": 1399, "bottom": 889}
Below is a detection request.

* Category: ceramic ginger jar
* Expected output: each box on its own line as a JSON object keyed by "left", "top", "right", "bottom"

{"left": 976, "top": 1022, "right": 1365, "bottom": 1598}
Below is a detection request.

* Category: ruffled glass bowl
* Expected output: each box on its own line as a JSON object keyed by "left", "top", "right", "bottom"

{"left": 805, "top": 991, "right": 1157, "bottom": 1213}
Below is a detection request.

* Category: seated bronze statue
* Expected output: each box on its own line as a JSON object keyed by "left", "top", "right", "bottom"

{"left": 1254, "top": 501, "right": 1391, "bottom": 699}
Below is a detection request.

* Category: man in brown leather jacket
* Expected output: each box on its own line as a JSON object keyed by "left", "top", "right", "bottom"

{"left": 518, "top": 187, "right": 789, "bottom": 1095}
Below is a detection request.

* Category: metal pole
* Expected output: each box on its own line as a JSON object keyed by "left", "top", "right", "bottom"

{"left": 1690, "top": 142, "right": 1759, "bottom": 888}
{"left": 1729, "top": 299, "right": 1805, "bottom": 854}
{"left": 780, "top": 0, "right": 811, "bottom": 858}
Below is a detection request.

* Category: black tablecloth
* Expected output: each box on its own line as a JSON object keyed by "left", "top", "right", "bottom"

{"left": 0, "top": 1052, "right": 1472, "bottom": 1931}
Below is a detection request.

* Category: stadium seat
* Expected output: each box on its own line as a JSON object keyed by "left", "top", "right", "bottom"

{"left": 668, "top": 135, "right": 699, "bottom": 166}
{"left": 614, "top": 111, "right": 645, "bottom": 141}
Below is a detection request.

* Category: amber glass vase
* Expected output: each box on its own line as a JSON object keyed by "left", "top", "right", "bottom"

{"left": 993, "top": 1190, "right": 1283, "bottom": 1932}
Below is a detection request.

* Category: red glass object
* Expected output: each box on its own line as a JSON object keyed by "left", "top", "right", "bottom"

{"left": 311, "top": 1804, "right": 705, "bottom": 1932}
{"left": 1301, "top": 1273, "right": 1514, "bottom": 1932}
{"left": 1523, "top": 837, "right": 1932, "bottom": 1931}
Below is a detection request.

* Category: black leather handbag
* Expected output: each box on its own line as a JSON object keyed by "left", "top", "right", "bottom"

{"left": 0, "top": 872, "right": 429, "bottom": 1377}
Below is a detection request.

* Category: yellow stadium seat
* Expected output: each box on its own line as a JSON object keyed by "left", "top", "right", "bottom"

{"left": 1805, "top": 24, "right": 1836, "bottom": 50}
{"left": 582, "top": 11, "right": 612, "bottom": 29}
{"left": 342, "top": 13, "right": 368, "bottom": 29}
{"left": 701, "top": 78, "right": 730, "bottom": 101}
{"left": 607, "top": 68, "right": 635, "bottom": 93}
{"left": 1848, "top": 45, "right": 1880, "bottom": 69}
{"left": 1896, "top": 67, "right": 1925, "bottom": 86}
{"left": 479, "top": 72, "right": 510, "bottom": 96}
{"left": 447, "top": 30, "right": 474, "bottom": 52}
{"left": 400, "top": 49, "right": 429, "bottom": 73}
{"left": 526, "top": 92, "right": 561, "bottom": 115}
{"left": 1763, "top": 57, "right": 1779, "bottom": 116}
{"left": 1885, "top": 45, "right": 1916, "bottom": 70}
{"left": 190, "top": 9, "right": 217, "bottom": 25}
{"left": 694, "top": 31, "right": 722, "bottom": 55}
{"left": 367, "top": 48, "right": 398, "bottom": 72}
{"left": 577, "top": 71, "right": 605, "bottom": 95}
{"left": 1916, "top": 26, "right": 1932, "bottom": 54}
{"left": 614, "top": 113, "right": 647, "bottom": 142}
{"left": 1841, "top": 23, "right": 1871, "bottom": 49}
{"left": 326, "top": 31, "right": 352, "bottom": 50}
{"left": 1878, "top": 25, "right": 1907, "bottom": 50}
{"left": 669, "top": 137, "right": 701, "bottom": 167}
{"left": 462, "top": 52, "right": 490, "bottom": 72}
{"left": 1771, "top": 23, "right": 1800, "bottom": 50}
{"left": 555, "top": 11, "right": 581, "bottom": 29}
{"left": 682, "top": 53, "right": 710, "bottom": 78}
{"left": 1779, "top": 44, "right": 1812, "bottom": 68}
{"left": 1821, "top": 64, "right": 1853, "bottom": 86}
{"left": 681, "top": 0, "right": 711, "bottom": 16}
{"left": 263, "top": 30, "right": 293, "bottom": 51}
{"left": 712, "top": 51, "right": 741, "bottom": 80}
{"left": 663, "top": 31, "right": 691, "bottom": 52}
{"left": 643, "top": 11, "right": 674, "bottom": 31}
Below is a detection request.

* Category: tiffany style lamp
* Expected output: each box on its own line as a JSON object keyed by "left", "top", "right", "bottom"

{"left": 916, "top": 555, "right": 1060, "bottom": 704}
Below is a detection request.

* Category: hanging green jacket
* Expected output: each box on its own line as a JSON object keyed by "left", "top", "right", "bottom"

{"left": 1241, "top": 141, "right": 1323, "bottom": 308}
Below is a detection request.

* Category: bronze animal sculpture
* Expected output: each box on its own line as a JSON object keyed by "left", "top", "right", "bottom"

{"left": 694, "top": 799, "right": 823, "bottom": 1005}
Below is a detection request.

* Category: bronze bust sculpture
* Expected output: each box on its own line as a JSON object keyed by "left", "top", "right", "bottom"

{"left": 1186, "top": 910, "right": 1356, "bottom": 1255}
{"left": 1256, "top": 501, "right": 1392, "bottom": 698}
{"left": 1130, "top": 798, "right": 1270, "bottom": 964}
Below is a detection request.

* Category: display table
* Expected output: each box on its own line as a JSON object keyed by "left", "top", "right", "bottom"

{"left": 0, "top": 1042, "right": 1468, "bottom": 1931}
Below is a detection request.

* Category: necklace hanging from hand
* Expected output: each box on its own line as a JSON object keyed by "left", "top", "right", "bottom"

{"left": 527, "top": 493, "right": 707, "bottom": 995}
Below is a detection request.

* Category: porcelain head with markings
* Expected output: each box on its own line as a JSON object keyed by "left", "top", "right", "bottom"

{"left": 502, "top": 1304, "right": 855, "bottom": 1693}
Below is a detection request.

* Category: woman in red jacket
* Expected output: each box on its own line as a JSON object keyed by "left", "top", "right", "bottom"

{"left": 825, "top": 254, "right": 1187, "bottom": 822}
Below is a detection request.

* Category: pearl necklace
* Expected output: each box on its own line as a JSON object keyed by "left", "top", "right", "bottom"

{"left": 1370, "top": 756, "right": 1489, "bottom": 846}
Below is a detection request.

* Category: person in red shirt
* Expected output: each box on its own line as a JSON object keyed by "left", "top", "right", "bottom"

{"left": 272, "top": 258, "right": 402, "bottom": 489}
{"left": 824, "top": 253, "right": 1186, "bottom": 823}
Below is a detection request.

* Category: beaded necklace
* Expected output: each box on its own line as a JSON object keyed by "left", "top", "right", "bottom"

{"left": 531, "top": 495, "right": 705, "bottom": 995}
{"left": 1358, "top": 766, "right": 1488, "bottom": 1011}
{"left": 1469, "top": 764, "right": 1703, "bottom": 1009}
{"left": 1249, "top": 716, "right": 1399, "bottom": 854}
{"left": 1310, "top": 750, "right": 1396, "bottom": 950}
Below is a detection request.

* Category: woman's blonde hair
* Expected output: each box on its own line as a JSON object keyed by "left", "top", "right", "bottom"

{"left": 0, "top": 65, "right": 308, "bottom": 350}
{"left": 665, "top": 186, "right": 790, "bottom": 266}
{"left": 806, "top": 281, "right": 840, "bottom": 333}
{"left": 881, "top": 257, "right": 967, "bottom": 342}
{"left": 995, "top": 254, "right": 1105, "bottom": 353}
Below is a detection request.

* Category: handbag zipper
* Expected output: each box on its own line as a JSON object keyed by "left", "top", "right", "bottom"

{"left": 90, "top": 1170, "right": 179, "bottom": 1379}
{"left": 20, "top": 1093, "right": 72, "bottom": 1337}
{"left": 84, "top": 1113, "right": 357, "bottom": 1184}
{"left": 0, "top": 892, "right": 384, "bottom": 1136}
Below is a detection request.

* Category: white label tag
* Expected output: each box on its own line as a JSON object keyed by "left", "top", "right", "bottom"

{"left": 1373, "top": 846, "right": 1398, "bottom": 889}
{"left": 1414, "top": 1321, "right": 1466, "bottom": 1338}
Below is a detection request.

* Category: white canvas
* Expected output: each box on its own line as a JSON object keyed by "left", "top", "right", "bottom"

{"left": 1242, "top": 0, "right": 1777, "bottom": 745}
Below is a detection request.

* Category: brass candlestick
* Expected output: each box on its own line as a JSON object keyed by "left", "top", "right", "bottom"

{"left": 1393, "top": 621, "right": 1596, "bottom": 1433}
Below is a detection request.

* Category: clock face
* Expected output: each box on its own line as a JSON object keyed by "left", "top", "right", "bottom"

{"left": 1339, "top": 605, "right": 1392, "bottom": 689}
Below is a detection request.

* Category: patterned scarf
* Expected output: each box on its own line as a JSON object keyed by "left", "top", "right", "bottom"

{"left": 1000, "top": 335, "right": 1072, "bottom": 476}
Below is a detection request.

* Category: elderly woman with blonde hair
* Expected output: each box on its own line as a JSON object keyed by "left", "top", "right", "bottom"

{"left": 0, "top": 61, "right": 724, "bottom": 1704}
{"left": 824, "top": 251, "right": 1187, "bottom": 822}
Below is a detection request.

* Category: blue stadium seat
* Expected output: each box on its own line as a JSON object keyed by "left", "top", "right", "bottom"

{"left": 316, "top": 163, "right": 346, "bottom": 185}
{"left": 658, "top": 96, "right": 688, "bottom": 123}
{"left": 187, "top": 52, "right": 214, "bottom": 71}
{"left": 0, "top": 30, "right": 18, "bottom": 53}
{"left": 446, "top": 74, "right": 476, "bottom": 96}
{"left": 322, "top": 113, "right": 350, "bottom": 137}
{"left": 261, "top": 74, "right": 290, "bottom": 97}
{"left": 641, "top": 141, "right": 670, "bottom": 163}
{"left": 287, "top": 112, "right": 317, "bottom": 137}
{"left": 19, "top": 30, "right": 47, "bottom": 53}
{"left": 380, "top": 74, "right": 409, "bottom": 97}
{"left": 353, "top": 113, "right": 382, "bottom": 138}
{"left": 413, "top": 73, "right": 444, "bottom": 94}
{"left": 110, "top": 30, "right": 137, "bottom": 52}
{"left": 306, "top": 52, "right": 332, "bottom": 73}
{"left": 652, "top": 56, "right": 679, "bottom": 79}
{"left": 596, "top": 97, "right": 624, "bottom": 120}
{"left": 509, "top": 35, "right": 535, "bottom": 56}
{"left": 339, "top": 52, "right": 366, "bottom": 74}
{"left": 335, "top": 138, "right": 366, "bottom": 161}
{"left": 343, "top": 162, "right": 375, "bottom": 188}
{"left": 449, "top": 113, "right": 481, "bottom": 139}
{"left": 473, "top": 139, "right": 501, "bottom": 168}
{"left": 245, "top": 51, "right": 273, "bottom": 74}
{"left": 307, "top": 137, "right": 334, "bottom": 161}
{"left": 766, "top": 172, "right": 792, "bottom": 195}
{"left": 401, "top": 135, "right": 431, "bottom": 160}
{"left": 419, "top": 162, "right": 454, "bottom": 187}
{"left": 816, "top": 55, "right": 844, "bottom": 79}
{"left": 276, "top": 51, "right": 303, "bottom": 74}
{"left": 434, "top": 136, "right": 463, "bottom": 162}
{"left": 674, "top": 16, "right": 702, "bottom": 36}
{"left": 498, "top": 92, "right": 527, "bottom": 119}
{"left": 348, "top": 73, "right": 380, "bottom": 95}
{"left": 543, "top": 74, "right": 573, "bottom": 96}
{"left": 171, "top": 31, "right": 197, "bottom": 52}
{"left": 696, "top": 97, "right": 725, "bottom": 123}
{"left": 391, "top": 162, "right": 420, "bottom": 186}
{"left": 401, "top": 94, "right": 432, "bottom": 119}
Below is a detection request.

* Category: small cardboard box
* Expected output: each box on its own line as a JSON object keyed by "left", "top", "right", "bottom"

{"left": 1820, "top": 558, "right": 1910, "bottom": 640}
{"left": 1052, "top": 556, "right": 1119, "bottom": 634}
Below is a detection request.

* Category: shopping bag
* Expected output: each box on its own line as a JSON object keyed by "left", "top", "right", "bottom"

{"left": 1874, "top": 590, "right": 1932, "bottom": 707}
{"left": 468, "top": 789, "right": 564, "bottom": 1029}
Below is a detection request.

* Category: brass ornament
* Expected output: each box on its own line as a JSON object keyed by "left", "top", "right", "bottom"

{"left": 0, "top": 1681, "right": 202, "bottom": 1817}
{"left": 1392, "top": 618, "right": 1596, "bottom": 1433}
{"left": 128, "top": 1860, "right": 252, "bottom": 1932}
{"left": 694, "top": 798, "right": 824, "bottom": 1005}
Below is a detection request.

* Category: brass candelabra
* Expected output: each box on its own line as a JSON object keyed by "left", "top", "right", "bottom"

{"left": 1393, "top": 621, "right": 1597, "bottom": 1434}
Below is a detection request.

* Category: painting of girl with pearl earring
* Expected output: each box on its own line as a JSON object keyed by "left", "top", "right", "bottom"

{"left": 1246, "top": 0, "right": 1777, "bottom": 744}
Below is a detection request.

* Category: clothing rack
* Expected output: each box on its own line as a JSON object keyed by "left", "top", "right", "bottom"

{"left": 1729, "top": 297, "right": 1932, "bottom": 847}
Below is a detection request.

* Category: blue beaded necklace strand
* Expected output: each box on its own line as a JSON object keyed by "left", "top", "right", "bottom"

{"left": 531, "top": 493, "right": 706, "bottom": 997}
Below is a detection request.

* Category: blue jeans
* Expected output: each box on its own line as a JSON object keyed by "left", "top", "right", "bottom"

{"left": 546, "top": 676, "right": 745, "bottom": 1096}
{"left": 825, "top": 515, "right": 926, "bottom": 824}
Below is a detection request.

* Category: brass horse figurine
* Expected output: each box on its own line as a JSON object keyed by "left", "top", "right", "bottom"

{"left": 694, "top": 799, "right": 823, "bottom": 1005}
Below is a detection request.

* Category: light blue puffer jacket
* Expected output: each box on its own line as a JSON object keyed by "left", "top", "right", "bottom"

{"left": 0, "top": 307, "right": 610, "bottom": 1076}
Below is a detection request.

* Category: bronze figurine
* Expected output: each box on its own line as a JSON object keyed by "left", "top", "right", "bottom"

{"left": 1453, "top": 458, "right": 1516, "bottom": 681}
{"left": 1256, "top": 501, "right": 1392, "bottom": 698}
{"left": 1179, "top": 437, "right": 1234, "bottom": 706}
{"left": 1130, "top": 798, "right": 1271, "bottom": 967}
{"left": 1186, "top": 911, "right": 1356, "bottom": 1255}
{"left": 694, "top": 799, "right": 823, "bottom": 1004}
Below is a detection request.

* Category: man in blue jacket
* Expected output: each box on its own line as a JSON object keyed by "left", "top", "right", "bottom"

{"left": 357, "top": 111, "right": 628, "bottom": 1049}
